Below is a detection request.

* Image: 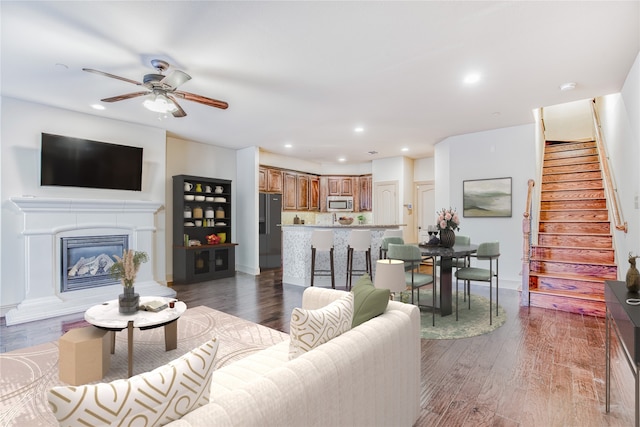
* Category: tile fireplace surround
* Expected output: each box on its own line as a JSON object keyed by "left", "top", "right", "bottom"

{"left": 6, "top": 197, "right": 175, "bottom": 325}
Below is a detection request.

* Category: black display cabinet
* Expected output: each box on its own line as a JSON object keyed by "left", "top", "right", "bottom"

{"left": 172, "top": 175, "right": 236, "bottom": 284}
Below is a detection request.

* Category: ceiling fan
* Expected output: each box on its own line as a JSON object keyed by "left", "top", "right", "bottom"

{"left": 83, "top": 59, "right": 228, "bottom": 117}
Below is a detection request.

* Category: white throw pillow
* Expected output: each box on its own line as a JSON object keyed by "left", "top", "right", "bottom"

{"left": 289, "top": 292, "right": 354, "bottom": 359}
{"left": 47, "top": 337, "right": 219, "bottom": 427}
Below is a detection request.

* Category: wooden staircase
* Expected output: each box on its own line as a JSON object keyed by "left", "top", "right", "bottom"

{"left": 527, "top": 140, "right": 617, "bottom": 317}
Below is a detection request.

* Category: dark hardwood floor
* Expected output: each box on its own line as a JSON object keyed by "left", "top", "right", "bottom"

{"left": 1, "top": 269, "right": 635, "bottom": 426}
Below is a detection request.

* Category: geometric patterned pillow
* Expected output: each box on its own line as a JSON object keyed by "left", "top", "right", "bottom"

{"left": 47, "top": 337, "right": 219, "bottom": 427}
{"left": 289, "top": 292, "right": 353, "bottom": 360}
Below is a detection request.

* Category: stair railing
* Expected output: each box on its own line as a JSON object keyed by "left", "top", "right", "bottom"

{"left": 521, "top": 178, "right": 535, "bottom": 306}
{"left": 521, "top": 108, "right": 545, "bottom": 306}
{"left": 591, "top": 99, "right": 628, "bottom": 233}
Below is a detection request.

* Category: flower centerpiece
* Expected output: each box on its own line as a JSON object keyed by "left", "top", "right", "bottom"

{"left": 436, "top": 208, "right": 460, "bottom": 247}
{"left": 110, "top": 249, "right": 148, "bottom": 314}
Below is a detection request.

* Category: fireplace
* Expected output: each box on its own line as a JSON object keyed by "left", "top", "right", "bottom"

{"left": 6, "top": 197, "right": 175, "bottom": 325}
{"left": 61, "top": 235, "right": 128, "bottom": 292}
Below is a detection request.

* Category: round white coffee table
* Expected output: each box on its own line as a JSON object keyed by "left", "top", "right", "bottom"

{"left": 85, "top": 296, "right": 187, "bottom": 377}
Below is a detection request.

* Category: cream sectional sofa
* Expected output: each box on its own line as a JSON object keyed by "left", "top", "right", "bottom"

{"left": 168, "top": 286, "right": 421, "bottom": 427}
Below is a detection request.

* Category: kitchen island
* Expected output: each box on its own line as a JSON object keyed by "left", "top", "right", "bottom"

{"left": 281, "top": 224, "right": 405, "bottom": 287}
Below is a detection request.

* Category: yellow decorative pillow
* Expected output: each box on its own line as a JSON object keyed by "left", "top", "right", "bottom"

{"left": 47, "top": 337, "right": 219, "bottom": 427}
{"left": 289, "top": 292, "right": 354, "bottom": 359}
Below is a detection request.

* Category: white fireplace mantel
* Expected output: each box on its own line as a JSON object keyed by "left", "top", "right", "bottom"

{"left": 6, "top": 197, "right": 175, "bottom": 325}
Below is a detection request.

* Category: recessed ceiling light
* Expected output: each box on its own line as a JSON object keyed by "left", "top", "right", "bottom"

{"left": 91, "top": 104, "right": 105, "bottom": 110}
{"left": 560, "top": 82, "right": 576, "bottom": 91}
{"left": 354, "top": 127, "right": 364, "bottom": 133}
{"left": 463, "top": 73, "right": 481, "bottom": 84}
{"left": 284, "top": 143, "right": 292, "bottom": 148}
{"left": 338, "top": 157, "right": 346, "bottom": 162}
{"left": 401, "top": 147, "right": 409, "bottom": 152}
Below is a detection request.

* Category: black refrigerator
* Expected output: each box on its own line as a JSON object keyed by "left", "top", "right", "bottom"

{"left": 259, "top": 193, "right": 282, "bottom": 269}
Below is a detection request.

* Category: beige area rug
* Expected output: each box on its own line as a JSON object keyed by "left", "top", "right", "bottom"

{"left": 0, "top": 306, "right": 289, "bottom": 427}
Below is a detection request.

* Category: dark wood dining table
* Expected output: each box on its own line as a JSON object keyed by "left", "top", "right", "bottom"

{"left": 418, "top": 243, "right": 478, "bottom": 316}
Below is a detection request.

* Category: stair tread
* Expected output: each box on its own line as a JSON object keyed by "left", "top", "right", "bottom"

{"left": 528, "top": 288, "right": 605, "bottom": 302}
{"left": 537, "top": 231, "right": 612, "bottom": 236}
{"left": 530, "top": 258, "right": 616, "bottom": 267}
{"left": 533, "top": 244, "right": 614, "bottom": 251}
{"left": 529, "top": 271, "right": 612, "bottom": 282}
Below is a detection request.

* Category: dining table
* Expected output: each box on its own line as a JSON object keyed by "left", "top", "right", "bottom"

{"left": 418, "top": 243, "right": 478, "bottom": 316}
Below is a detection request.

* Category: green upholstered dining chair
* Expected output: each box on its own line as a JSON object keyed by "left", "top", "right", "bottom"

{"left": 379, "top": 236, "right": 404, "bottom": 260}
{"left": 454, "top": 242, "right": 500, "bottom": 324}
{"left": 387, "top": 243, "right": 436, "bottom": 326}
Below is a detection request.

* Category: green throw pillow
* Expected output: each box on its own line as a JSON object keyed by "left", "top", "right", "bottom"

{"left": 351, "top": 274, "right": 390, "bottom": 327}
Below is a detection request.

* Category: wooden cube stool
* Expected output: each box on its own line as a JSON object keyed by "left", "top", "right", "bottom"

{"left": 59, "top": 326, "right": 110, "bottom": 385}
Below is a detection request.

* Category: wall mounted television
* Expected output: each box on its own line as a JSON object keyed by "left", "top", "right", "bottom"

{"left": 40, "top": 133, "right": 143, "bottom": 191}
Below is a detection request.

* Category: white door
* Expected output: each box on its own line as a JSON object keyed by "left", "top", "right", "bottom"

{"left": 374, "top": 181, "right": 398, "bottom": 226}
{"left": 416, "top": 181, "right": 435, "bottom": 243}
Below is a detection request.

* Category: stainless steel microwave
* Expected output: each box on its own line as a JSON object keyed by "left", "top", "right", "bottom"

{"left": 327, "top": 196, "right": 354, "bottom": 212}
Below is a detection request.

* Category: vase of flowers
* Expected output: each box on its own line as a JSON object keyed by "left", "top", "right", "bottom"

{"left": 110, "top": 249, "right": 148, "bottom": 314}
{"left": 436, "top": 207, "right": 460, "bottom": 248}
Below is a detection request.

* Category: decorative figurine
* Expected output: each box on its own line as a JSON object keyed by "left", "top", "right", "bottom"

{"left": 626, "top": 253, "right": 640, "bottom": 293}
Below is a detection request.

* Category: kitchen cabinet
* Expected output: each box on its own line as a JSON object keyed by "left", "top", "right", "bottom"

{"left": 358, "top": 175, "right": 372, "bottom": 211}
{"left": 297, "top": 174, "right": 310, "bottom": 210}
{"left": 259, "top": 166, "right": 283, "bottom": 193}
{"left": 283, "top": 172, "right": 298, "bottom": 210}
{"left": 172, "top": 175, "right": 236, "bottom": 284}
{"left": 310, "top": 176, "right": 320, "bottom": 210}
{"left": 327, "top": 177, "right": 354, "bottom": 196}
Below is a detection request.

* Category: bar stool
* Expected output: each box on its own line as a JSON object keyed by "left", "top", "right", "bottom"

{"left": 310, "top": 229, "right": 335, "bottom": 288}
{"left": 346, "top": 229, "right": 372, "bottom": 290}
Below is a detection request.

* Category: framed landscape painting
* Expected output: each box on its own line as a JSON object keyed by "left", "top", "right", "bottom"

{"left": 463, "top": 177, "right": 512, "bottom": 217}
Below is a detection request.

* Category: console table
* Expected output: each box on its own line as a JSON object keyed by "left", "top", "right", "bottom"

{"left": 605, "top": 280, "right": 640, "bottom": 426}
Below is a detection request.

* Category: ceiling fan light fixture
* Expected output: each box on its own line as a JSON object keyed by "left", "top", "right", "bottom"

{"left": 143, "top": 93, "right": 178, "bottom": 113}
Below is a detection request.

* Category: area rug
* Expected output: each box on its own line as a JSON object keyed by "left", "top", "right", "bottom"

{"left": 401, "top": 289, "right": 506, "bottom": 340}
{"left": 0, "top": 306, "right": 289, "bottom": 427}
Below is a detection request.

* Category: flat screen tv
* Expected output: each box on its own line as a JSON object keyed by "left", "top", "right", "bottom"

{"left": 41, "top": 133, "right": 143, "bottom": 191}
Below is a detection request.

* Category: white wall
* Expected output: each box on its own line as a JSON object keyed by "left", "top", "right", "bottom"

{"left": 1, "top": 97, "right": 167, "bottom": 312}
{"left": 165, "top": 136, "right": 237, "bottom": 281}
{"left": 414, "top": 157, "right": 435, "bottom": 182}
{"left": 259, "top": 150, "right": 372, "bottom": 175}
{"left": 597, "top": 51, "right": 640, "bottom": 266}
{"left": 236, "top": 146, "right": 260, "bottom": 275}
{"left": 435, "top": 124, "right": 537, "bottom": 289}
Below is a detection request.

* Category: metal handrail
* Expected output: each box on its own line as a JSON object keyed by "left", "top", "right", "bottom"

{"left": 591, "top": 99, "right": 628, "bottom": 233}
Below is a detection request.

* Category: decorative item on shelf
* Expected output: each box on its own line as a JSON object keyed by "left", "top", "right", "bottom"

{"left": 213, "top": 197, "right": 226, "bottom": 202}
{"left": 184, "top": 206, "right": 192, "bottom": 218}
{"left": 205, "top": 234, "right": 221, "bottom": 245}
{"left": 205, "top": 207, "right": 214, "bottom": 218}
{"left": 195, "top": 195, "right": 206, "bottom": 202}
{"left": 357, "top": 214, "right": 366, "bottom": 225}
{"left": 436, "top": 207, "right": 460, "bottom": 248}
{"left": 193, "top": 206, "right": 203, "bottom": 219}
{"left": 205, "top": 196, "right": 214, "bottom": 202}
{"left": 626, "top": 253, "right": 640, "bottom": 292}
{"left": 195, "top": 183, "right": 203, "bottom": 192}
{"left": 214, "top": 186, "right": 224, "bottom": 194}
{"left": 205, "top": 185, "right": 212, "bottom": 193}
{"left": 109, "top": 249, "right": 148, "bottom": 314}
{"left": 184, "top": 194, "right": 195, "bottom": 201}
{"left": 184, "top": 182, "right": 193, "bottom": 191}
{"left": 217, "top": 232, "right": 227, "bottom": 244}
{"left": 215, "top": 207, "right": 225, "bottom": 219}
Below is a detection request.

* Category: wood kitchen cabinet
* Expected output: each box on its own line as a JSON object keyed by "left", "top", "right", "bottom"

{"left": 259, "top": 166, "right": 283, "bottom": 193}
{"left": 283, "top": 172, "right": 298, "bottom": 210}
{"left": 309, "top": 176, "right": 320, "bottom": 210}
{"left": 327, "top": 177, "right": 354, "bottom": 196}
{"left": 297, "top": 174, "right": 310, "bottom": 210}
{"left": 358, "top": 175, "right": 372, "bottom": 211}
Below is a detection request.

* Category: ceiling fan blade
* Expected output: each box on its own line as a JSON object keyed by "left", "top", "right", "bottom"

{"left": 83, "top": 68, "right": 143, "bottom": 86}
{"left": 166, "top": 95, "right": 187, "bottom": 117}
{"left": 161, "top": 70, "right": 191, "bottom": 90}
{"left": 174, "top": 91, "right": 229, "bottom": 109}
{"left": 101, "top": 91, "right": 150, "bottom": 102}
